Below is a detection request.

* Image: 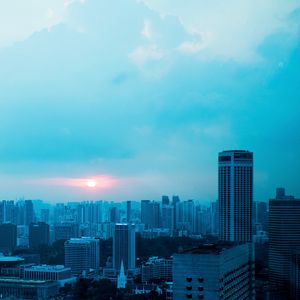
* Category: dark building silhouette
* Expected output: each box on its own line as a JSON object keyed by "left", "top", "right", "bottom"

{"left": 24, "top": 200, "right": 35, "bottom": 225}
{"left": 126, "top": 201, "right": 131, "bottom": 223}
{"left": 162, "top": 195, "right": 170, "bottom": 206}
{"left": 141, "top": 200, "right": 160, "bottom": 229}
{"left": 113, "top": 223, "right": 135, "bottom": 273}
{"left": 29, "top": 222, "right": 50, "bottom": 248}
{"left": 290, "top": 249, "right": 300, "bottom": 300}
{"left": 0, "top": 223, "right": 17, "bottom": 254}
{"left": 269, "top": 188, "right": 300, "bottom": 298}
{"left": 172, "top": 195, "right": 180, "bottom": 232}
{"left": 54, "top": 222, "right": 79, "bottom": 241}
{"left": 110, "top": 207, "right": 120, "bottom": 223}
{"left": 218, "top": 150, "right": 253, "bottom": 242}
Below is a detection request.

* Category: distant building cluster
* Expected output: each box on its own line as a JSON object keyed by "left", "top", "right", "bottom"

{"left": 0, "top": 150, "right": 299, "bottom": 299}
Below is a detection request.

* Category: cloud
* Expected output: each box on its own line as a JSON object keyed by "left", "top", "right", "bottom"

{"left": 142, "top": 0, "right": 300, "bottom": 62}
{"left": 0, "top": 0, "right": 85, "bottom": 48}
{"left": 129, "top": 45, "right": 164, "bottom": 65}
{"left": 0, "top": 0, "right": 299, "bottom": 201}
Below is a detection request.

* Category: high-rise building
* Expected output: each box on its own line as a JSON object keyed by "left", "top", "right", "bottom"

{"left": 40, "top": 209, "right": 50, "bottom": 224}
{"left": 126, "top": 201, "right": 131, "bottom": 223}
{"left": 172, "top": 195, "right": 180, "bottom": 232}
{"left": 141, "top": 201, "right": 160, "bottom": 229}
{"left": 65, "top": 237, "right": 100, "bottom": 276}
{"left": 110, "top": 207, "right": 120, "bottom": 223}
{"left": 24, "top": 200, "right": 35, "bottom": 225}
{"left": 290, "top": 249, "right": 300, "bottom": 300}
{"left": 218, "top": 150, "right": 253, "bottom": 242}
{"left": 29, "top": 222, "right": 50, "bottom": 248}
{"left": 113, "top": 223, "right": 135, "bottom": 273}
{"left": 254, "top": 201, "right": 268, "bottom": 231}
{"left": 54, "top": 222, "right": 79, "bottom": 241}
{"left": 162, "top": 195, "right": 170, "bottom": 206}
{"left": 269, "top": 188, "right": 300, "bottom": 298}
{"left": 161, "top": 204, "right": 174, "bottom": 233}
{"left": 0, "top": 223, "right": 17, "bottom": 254}
{"left": 173, "top": 243, "right": 255, "bottom": 300}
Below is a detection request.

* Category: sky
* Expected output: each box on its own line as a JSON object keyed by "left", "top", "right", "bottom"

{"left": 0, "top": 0, "right": 300, "bottom": 202}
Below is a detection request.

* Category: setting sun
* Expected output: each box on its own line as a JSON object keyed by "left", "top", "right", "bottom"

{"left": 86, "top": 179, "right": 97, "bottom": 188}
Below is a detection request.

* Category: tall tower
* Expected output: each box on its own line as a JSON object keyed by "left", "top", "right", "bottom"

{"left": 126, "top": 201, "right": 131, "bottom": 223}
{"left": 269, "top": 188, "right": 300, "bottom": 298}
{"left": 218, "top": 150, "right": 253, "bottom": 242}
{"left": 113, "top": 223, "right": 135, "bottom": 273}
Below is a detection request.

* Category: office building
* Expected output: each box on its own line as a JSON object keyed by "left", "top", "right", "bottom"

{"left": 65, "top": 237, "right": 100, "bottom": 276}
{"left": 29, "top": 222, "right": 50, "bottom": 248}
{"left": 24, "top": 265, "right": 72, "bottom": 281}
{"left": 269, "top": 188, "right": 300, "bottom": 297}
{"left": 218, "top": 150, "right": 253, "bottom": 242}
{"left": 24, "top": 200, "right": 35, "bottom": 225}
{"left": 173, "top": 243, "right": 255, "bottom": 300}
{"left": 0, "top": 278, "right": 59, "bottom": 300}
{"left": 126, "top": 201, "right": 131, "bottom": 223}
{"left": 110, "top": 207, "right": 120, "bottom": 223}
{"left": 290, "top": 249, "right": 300, "bottom": 300}
{"left": 113, "top": 223, "right": 135, "bottom": 273}
{"left": 54, "top": 222, "right": 79, "bottom": 241}
{"left": 141, "top": 200, "right": 160, "bottom": 229}
{"left": 161, "top": 204, "right": 174, "bottom": 233}
{"left": 141, "top": 257, "right": 172, "bottom": 283}
{"left": 0, "top": 223, "right": 17, "bottom": 254}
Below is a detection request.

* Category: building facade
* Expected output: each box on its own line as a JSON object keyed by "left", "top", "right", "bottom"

{"left": 29, "top": 222, "right": 50, "bottom": 248}
{"left": 65, "top": 237, "right": 100, "bottom": 276}
{"left": 269, "top": 188, "right": 300, "bottom": 298}
{"left": 113, "top": 223, "right": 136, "bottom": 273}
{"left": 0, "top": 223, "right": 17, "bottom": 254}
{"left": 218, "top": 150, "right": 253, "bottom": 242}
{"left": 173, "top": 243, "right": 255, "bottom": 300}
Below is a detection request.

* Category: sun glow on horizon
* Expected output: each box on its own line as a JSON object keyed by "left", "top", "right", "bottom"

{"left": 86, "top": 179, "right": 97, "bottom": 188}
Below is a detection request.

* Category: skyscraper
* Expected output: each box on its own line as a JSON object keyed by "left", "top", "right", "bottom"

{"left": 126, "top": 201, "right": 131, "bottom": 223}
{"left": 269, "top": 188, "right": 300, "bottom": 298}
{"left": 54, "top": 222, "right": 79, "bottom": 241}
{"left": 24, "top": 200, "right": 35, "bottom": 225}
{"left": 218, "top": 150, "right": 253, "bottom": 242}
{"left": 29, "top": 222, "right": 50, "bottom": 248}
{"left": 0, "top": 223, "right": 17, "bottom": 254}
{"left": 65, "top": 237, "right": 100, "bottom": 276}
{"left": 141, "top": 200, "right": 160, "bottom": 229}
{"left": 113, "top": 223, "right": 135, "bottom": 273}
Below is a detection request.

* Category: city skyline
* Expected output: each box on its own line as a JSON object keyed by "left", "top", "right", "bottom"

{"left": 0, "top": 0, "right": 300, "bottom": 202}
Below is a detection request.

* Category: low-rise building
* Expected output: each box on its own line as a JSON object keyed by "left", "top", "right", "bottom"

{"left": 141, "top": 257, "right": 172, "bottom": 283}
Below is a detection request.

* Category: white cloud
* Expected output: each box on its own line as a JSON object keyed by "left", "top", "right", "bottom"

{"left": 141, "top": 19, "right": 155, "bottom": 40}
{"left": 142, "top": 0, "right": 300, "bottom": 62}
{"left": 0, "top": 0, "right": 84, "bottom": 48}
{"left": 129, "top": 45, "right": 164, "bottom": 65}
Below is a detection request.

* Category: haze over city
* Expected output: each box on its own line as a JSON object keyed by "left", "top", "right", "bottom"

{"left": 0, "top": 0, "right": 300, "bottom": 202}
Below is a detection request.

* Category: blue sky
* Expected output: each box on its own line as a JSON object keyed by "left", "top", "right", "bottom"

{"left": 0, "top": 0, "right": 299, "bottom": 202}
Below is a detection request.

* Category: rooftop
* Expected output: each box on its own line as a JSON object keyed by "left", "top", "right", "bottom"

{"left": 180, "top": 242, "right": 243, "bottom": 255}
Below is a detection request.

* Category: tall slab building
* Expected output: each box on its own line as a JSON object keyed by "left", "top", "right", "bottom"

{"left": 269, "top": 188, "right": 300, "bottom": 298}
{"left": 218, "top": 150, "right": 253, "bottom": 242}
{"left": 113, "top": 223, "right": 136, "bottom": 273}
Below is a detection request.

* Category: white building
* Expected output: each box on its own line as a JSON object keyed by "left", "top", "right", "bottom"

{"left": 65, "top": 237, "right": 100, "bottom": 276}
